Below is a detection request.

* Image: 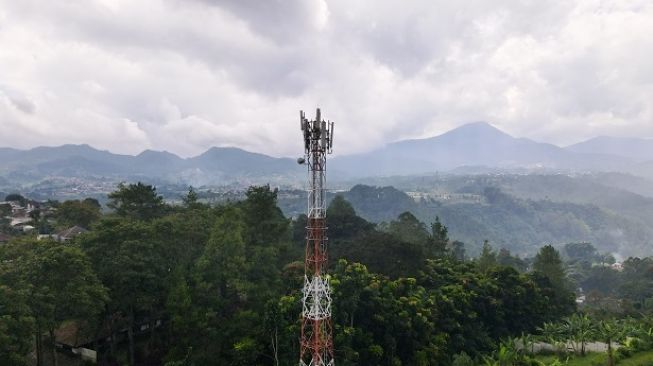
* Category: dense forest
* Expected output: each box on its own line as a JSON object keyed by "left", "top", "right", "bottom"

{"left": 3, "top": 183, "right": 653, "bottom": 365}
{"left": 275, "top": 183, "right": 652, "bottom": 257}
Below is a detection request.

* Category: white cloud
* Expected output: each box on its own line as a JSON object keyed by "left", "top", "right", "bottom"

{"left": 0, "top": 0, "right": 651, "bottom": 157}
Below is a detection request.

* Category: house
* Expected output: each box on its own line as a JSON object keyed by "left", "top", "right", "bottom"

{"left": 10, "top": 217, "right": 32, "bottom": 227}
{"left": 57, "top": 226, "right": 89, "bottom": 242}
{"left": 21, "top": 225, "right": 35, "bottom": 233}
{"left": 611, "top": 262, "right": 624, "bottom": 272}
{"left": 37, "top": 234, "right": 58, "bottom": 241}
{"left": 54, "top": 321, "right": 99, "bottom": 363}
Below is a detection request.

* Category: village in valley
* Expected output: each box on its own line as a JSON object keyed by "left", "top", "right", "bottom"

{"left": 0, "top": 194, "right": 91, "bottom": 245}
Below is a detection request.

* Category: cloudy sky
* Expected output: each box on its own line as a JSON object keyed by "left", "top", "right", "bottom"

{"left": 0, "top": 0, "right": 652, "bottom": 157}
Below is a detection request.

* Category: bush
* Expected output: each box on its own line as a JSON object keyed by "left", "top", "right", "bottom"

{"left": 451, "top": 352, "right": 474, "bottom": 366}
{"left": 625, "top": 337, "right": 646, "bottom": 352}
{"left": 615, "top": 346, "right": 632, "bottom": 360}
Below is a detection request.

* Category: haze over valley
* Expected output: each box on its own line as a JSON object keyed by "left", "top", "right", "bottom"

{"left": 2, "top": 122, "right": 653, "bottom": 258}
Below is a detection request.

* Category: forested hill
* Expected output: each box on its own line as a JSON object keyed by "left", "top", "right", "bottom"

{"left": 0, "top": 144, "right": 302, "bottom": 186}
{"left": 0, "top": 183, "right": 578, "bottom": 366}
{"left": 278, "top": 183, "right": 653, "bottom": 257}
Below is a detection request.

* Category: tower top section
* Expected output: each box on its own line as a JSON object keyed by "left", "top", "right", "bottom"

{"left": 300, "top": 108, "right": 334, "bottom": 155}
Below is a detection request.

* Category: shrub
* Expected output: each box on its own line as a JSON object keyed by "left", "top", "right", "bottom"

{"left": 452, "top": 352, "right": 474, "bottom": 366}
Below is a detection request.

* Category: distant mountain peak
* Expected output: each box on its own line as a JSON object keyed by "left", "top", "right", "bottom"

{"left": 137, "top": 149, "right": 178, "bottom": 157}
{"left": 443, "top": 121, "right": 511, "bottom": 137}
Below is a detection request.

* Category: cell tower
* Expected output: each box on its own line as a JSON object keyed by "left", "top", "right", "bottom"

{"left": 298, "top": 108, "right": 335, "bottom": 366}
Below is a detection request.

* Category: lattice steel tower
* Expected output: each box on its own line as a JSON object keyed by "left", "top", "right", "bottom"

{"left": 299, "top": 108, "right": 335, "bottom": 366}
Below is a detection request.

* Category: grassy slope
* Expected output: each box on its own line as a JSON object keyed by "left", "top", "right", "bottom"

{"left": 535, "top": 351, "right": 653, "bottom": 365}
{"left": 619, "top": 351, "right": 653, "bottom": 365}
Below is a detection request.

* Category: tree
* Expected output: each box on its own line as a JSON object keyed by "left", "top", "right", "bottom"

{"left": 164, "top": 268, "right": 196, "bottom": 364}
{"left": 241, "top": 185, "right": 288, "bottom": 304}
{"left": 5, "top": 193, "right": 27, "bottom": 206}
{"left": 56, "top": 199, "right": 101, "bottom": 228}
{"left": 565, "top": 314, "right": 594, "bottom": 356}
{"left": 107, "top": 182, "right": 166, "bottom": 220}
{"left": 387, "top": 211, "right": 430, "bottom": 246}
{"left": 336, "top": 230, "right": 426, "bottom": 278}
{"left": 451, "top": 241, "right": 466, "bottom": 261}
{"left": 478, "top": 240, "right": 497, "bottom": 272}
{"left": 580, "top": 266, "right": 621, "bottom": 296}
{"left": 79, "top": 218, "right": 167, "bottom": 365}
{"left": 9, "top": 240, "right": 108, "bottom": 366}
{"left": 532, "top": 246, "right": 576, "bottom": 319}
{"left": 189, "top": 206, "right": 249, "bottom": 364}
{"left": 595, "top": 320, "right": 630, "bottom": 366}
{"left": 564, "top": 242, "right": 598, "bottom": 263}
{"left": 497, "top": 248, "right": 527, "bottom": 272}
{"left": 182, "top": 186, "right": 203, "bottom": 209}
{"left": 428, "top": 216, "right": 449, "bottom": 257}
{"left": 0, "top": 203, "right": 11, "bottom": 218}
{"left": 533, "top": 245, "right": 569, "bottom": 293}
{"left": 0, "top": 285, "right": 34, "bottom": 366}
{"left": 327, "top": 195, "right": 374, "bottom": 240}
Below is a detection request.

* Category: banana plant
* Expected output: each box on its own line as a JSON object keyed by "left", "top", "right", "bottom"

{"left": 595, "top": 319, "right": 632, "bottom": 366}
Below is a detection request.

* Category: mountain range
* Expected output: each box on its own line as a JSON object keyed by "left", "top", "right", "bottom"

{"left": 331, "top": 122, "right": 638, "bottom": 177}
{"left": 0, "top": 144, "right": 303, "bottom": 186}
{"left": 1, "top": 122, "right": 652, "bottom": 186}
{"left": 567, "top": 136, "right": 653, "bottom": 162}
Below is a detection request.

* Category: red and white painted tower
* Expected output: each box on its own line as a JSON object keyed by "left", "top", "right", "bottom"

{"left": 299, "top": 108, "right": 335, "bottom": 366}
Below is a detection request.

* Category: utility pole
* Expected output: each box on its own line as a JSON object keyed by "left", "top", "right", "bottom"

{"left": 298, "top": 108, "right": 335, "bottom": 366}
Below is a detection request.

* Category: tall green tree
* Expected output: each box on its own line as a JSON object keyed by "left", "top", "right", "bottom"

{"left": 29, "top": 243, "right": 107, "bottom": 366}
{"left": 530, "top": 246, "right": 576, "bottom": 319}
{"left": 189, "top": 206, "right": 249, "bottom": 365}
{"left": 564, "top": 242, "right": 598, "bottom": 264}
{"left": 451, "top": 240, "right": 466, "bottom": 261}
{"left": 0, "top": 285, "right": 34, "bottom": 366}
{"left": 533, "top": 245, "right": 569, "bottom": 292}
{"left": 428, "top": 216, "right": 449, "bottom": 257}
{"left": 327, "top": 195, "right": 374, "bottom": 241}
{"left": 241, "top": 185, "right": 288, "bottom": 248}
{"left": 387, "top": 211, "right": 430, "bottom": 246}
{"left": 2, "top": 240, "right": 108, "bottom": 366}
{"left": 79, "top": 218, "right": 167, "bottom": 365}
{"left": 497, "top": 248, "right": 527, "bottom": 272}
{"left": 478, "top": 240, "right": 497, "bottom": 272}
{"left": 107, "top": 182, "right": 166, "bottom": 220}
{"left": 56, "top": 199, "right": 101, "bottom": 228}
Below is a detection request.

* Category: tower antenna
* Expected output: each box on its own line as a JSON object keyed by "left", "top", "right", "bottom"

{"left": 298, "top": 108, "right": 335, "bottom": 366}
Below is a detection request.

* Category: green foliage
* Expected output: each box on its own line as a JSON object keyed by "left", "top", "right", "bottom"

{"left": 498, "top": 248, "right": 528, "bottom": 272}
{"left": 564, "top": 242, "right": 598, "bottom": 264}
{"left": 451, "top": 240, "right": 467, "bottom": 261}
{"left": 0, "top": 285, "right": 34, "bottom": 365}
{"left": 182, "top": 186, "right": 202, "bottom": 209}
{"left": 429, "top": 216, "right": 449, "bottom": 257}
{"left": 4, "top": 193, "right": 27, "bottom": 206}
{"left": 534, "top": 245, "right": 572, "bottom": 294}
{"left": 56, "top": 199, "right": 101, "bottom": 228}
{"left": 478, "top": 240, "right": 498, "bottom": 272}
{"left": 386, "top": 211, "right": 430, "bottom": 245}
{"left": 1, "top": 183, "right": 600, "bottom": 365}
{"left": 452, "top": 352, "right": 475, "bottom": 366}
{"left": 107, "top": 181, "right": 166, "bottom": 220}
{"left": 327, "top": 195, "right": 375, "bottom": 240}
{"left": 0, "top": 239, "right": 107, "bottom": 365}
{"left": 334, "top": 230, "right": 427, "bottom": 278}
{"left": 303, "top": 183, "right": 649, "bottom": 257}
{"left": 0, "top": 203, "right": 11, "bottom": 217}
